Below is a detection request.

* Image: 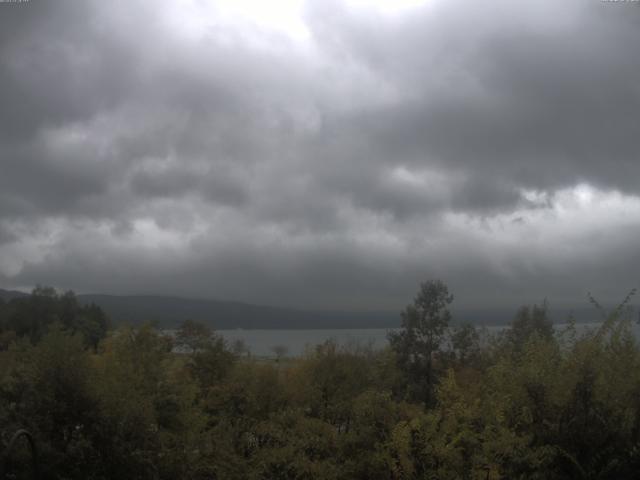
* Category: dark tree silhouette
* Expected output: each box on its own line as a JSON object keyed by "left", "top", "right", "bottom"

{"left": 389, "top": 279, "right": 453, "bottom": 407}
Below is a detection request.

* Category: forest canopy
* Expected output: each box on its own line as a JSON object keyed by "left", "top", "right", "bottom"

{"left": 1, "top": 284, "right": 639, "bottom": 479}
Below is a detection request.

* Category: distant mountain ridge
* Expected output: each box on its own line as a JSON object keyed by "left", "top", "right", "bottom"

{"left": 0, "top": 288, "right": 28, "bottom": 301}
{"left": 76, "top": 293, "right": 399, "bottom": 329}
{"left": 1, "top": 288, "right": 608, "bottom": 329}
{"left": 1, "top": 288, "right": 396, "bottom": 329}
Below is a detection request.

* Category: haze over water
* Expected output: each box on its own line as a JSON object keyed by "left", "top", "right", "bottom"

{"left": 217, "top": 321, "right": 638, "bottom": 357}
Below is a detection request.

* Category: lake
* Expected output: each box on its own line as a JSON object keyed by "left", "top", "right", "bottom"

{"left": 216, "top": 322, "right": 634, "bottom": 357}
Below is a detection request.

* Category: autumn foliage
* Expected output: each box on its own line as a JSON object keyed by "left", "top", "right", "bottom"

{"left": 1, "top": 285, "right": 639, "bottom": 479}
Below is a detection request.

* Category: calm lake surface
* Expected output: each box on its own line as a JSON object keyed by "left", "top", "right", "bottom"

{"left": 216, "top": 322, "right": 637, "bottom": 357}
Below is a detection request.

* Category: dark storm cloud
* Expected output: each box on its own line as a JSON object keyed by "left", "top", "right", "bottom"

{"left": 0, "top": 223, "right": 17, "bottom": 245}
{"left": 1, "top": 0, "right": 639, "bottom": 310}
{"left": 303, "top": 0, "right": 640, "bottom": 200}
{"left": 0, "top": 1, "right": 140, "bottom": 140}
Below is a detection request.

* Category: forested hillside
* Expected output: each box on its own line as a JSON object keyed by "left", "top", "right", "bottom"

{"left": 1, "top": 283, "right": 640, "bottom": 479}
{"left": 75, "top": 294, "right": 397, "bottom": 329}
{"left": 0, "top": 288, "right": 605, "bottom": 330}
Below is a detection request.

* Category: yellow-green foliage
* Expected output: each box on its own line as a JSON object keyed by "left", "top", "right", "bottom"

{"left": 3, "top": 305, "right": 640, "bottom": 479}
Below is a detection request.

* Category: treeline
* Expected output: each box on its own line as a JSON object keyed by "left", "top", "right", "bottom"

{"left": 1, "top": 283, "right": 640, "bottom": 479}
{"left": 0, "top": 286, "right": 109, "bottom": 350}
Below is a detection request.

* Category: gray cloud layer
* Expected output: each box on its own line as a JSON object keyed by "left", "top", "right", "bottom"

{"left": 1, "top": 0, "right": 639, "bottom": 312}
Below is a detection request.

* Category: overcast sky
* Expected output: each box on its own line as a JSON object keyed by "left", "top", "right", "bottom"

{"left": 1, "top": 0, "right": 639, "bottom": 311}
